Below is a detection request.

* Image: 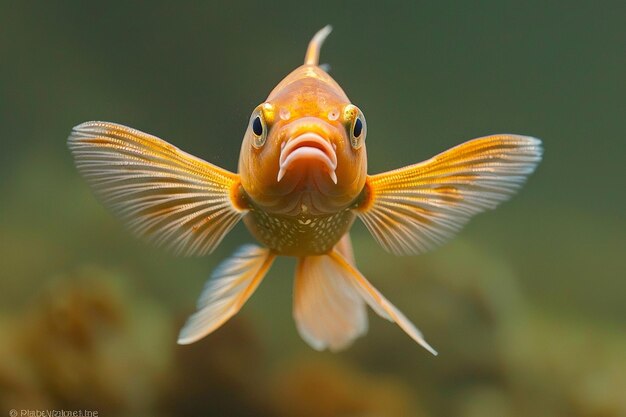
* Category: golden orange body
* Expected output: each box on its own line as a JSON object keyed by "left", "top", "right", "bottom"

{"left": 238, "top": 64, "right": 367, "bottom": 255}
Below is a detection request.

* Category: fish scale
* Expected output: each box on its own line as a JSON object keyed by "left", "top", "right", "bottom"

{"left": 244, "top": 202, "right": 355, "bottom": 256}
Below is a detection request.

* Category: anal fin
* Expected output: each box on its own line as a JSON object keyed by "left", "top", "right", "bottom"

{"left": 178, "top": 244, "right": 275, "bottom": 344}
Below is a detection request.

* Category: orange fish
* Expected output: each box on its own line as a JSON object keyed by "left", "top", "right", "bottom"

{"left": 68, "top": 26, "right": 542, "bottom": 354}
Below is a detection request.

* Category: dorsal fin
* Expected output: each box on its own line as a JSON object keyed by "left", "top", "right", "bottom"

{"left": 304, "top": 25, "right": 333, "bottom": 66}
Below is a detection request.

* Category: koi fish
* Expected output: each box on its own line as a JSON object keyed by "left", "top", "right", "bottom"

{"left": 67, "top": 26, "right": 542, "bottom": 354}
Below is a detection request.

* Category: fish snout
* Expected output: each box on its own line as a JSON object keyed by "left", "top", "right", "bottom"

{"left": 277, "top": 132, "right": 338, "bottom": 184}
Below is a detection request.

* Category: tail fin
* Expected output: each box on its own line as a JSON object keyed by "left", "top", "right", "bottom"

{"left": 294, "top": 255, "right": 368, "bottom": 351}
{"left": 328, "top": 250, "right": 438, "bottom": 355}
{"left": 293, "top": 234, "right": 437, "bottom": 354}
{"left": 304, "top": 25, "right": 332, "bottom": 66}
{"left": 294, "top": 234, "right": 366, "bottom": 351}
{"left": 178, "top": 245, "right": 275, "bottom": 344}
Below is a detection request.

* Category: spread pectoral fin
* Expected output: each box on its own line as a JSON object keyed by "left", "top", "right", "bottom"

{"left": 68, "top": 121, "right": 246, "bottom": 256}
{"left": 356, "top": 135, "right": 542, "bottom": 255}
{"left": 178, "top": 245, "right": 275, "bottom": 344}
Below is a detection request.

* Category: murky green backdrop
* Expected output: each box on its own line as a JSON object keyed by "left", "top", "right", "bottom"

{"left": 1, "top": 2, "right": 624, "bottom": 416}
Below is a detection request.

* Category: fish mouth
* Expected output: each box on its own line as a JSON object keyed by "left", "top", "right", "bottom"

{"left": 277, "top": 132, "right": 338, "bottom": 184}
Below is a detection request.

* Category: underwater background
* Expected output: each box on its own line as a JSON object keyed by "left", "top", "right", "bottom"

{"left": 1, "top": 1, "right": 624, "bottom": 416}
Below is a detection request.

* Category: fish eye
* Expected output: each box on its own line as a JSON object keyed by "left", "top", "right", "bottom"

{"left": 348, "top": 110, "right": 366, "bottom": 149}
{"left": 250, "top": 110, "right": 268, "bottom": 148}
{"left": 252, "top": 116, "right": 263, "bottom": 136}
{"left": 353, "top": 118, "right": 363, "bottom": 138}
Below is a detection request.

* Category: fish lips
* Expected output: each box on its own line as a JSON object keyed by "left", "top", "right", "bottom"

{"left": 277, "top": 132, "right": 338, "bottom": 184}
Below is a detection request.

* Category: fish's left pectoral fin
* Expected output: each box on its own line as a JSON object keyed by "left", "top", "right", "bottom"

{"left": 68, "top": 121, "right": 247, "bottom": 256}
{"left": 328, "top": 251, "right": 438, "bottom": 355}
{"left": 356, "top": 135, "right": 542, "bottom": 256}
{"left": 178, "top": 245, "right": 275, "bottom": 344}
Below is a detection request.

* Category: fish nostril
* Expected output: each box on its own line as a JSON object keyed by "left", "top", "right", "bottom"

{"left": 279, "top": 108, "right": 291, "bottom": 121}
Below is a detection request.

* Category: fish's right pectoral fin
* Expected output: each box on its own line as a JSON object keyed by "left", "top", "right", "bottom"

{"left": 328, "top": 250, "right": 438, "bottom": 355}
{"left": 68, "top": 121, "right": 247, "bottom": 256}
{"left": 178, "top": 245, "right": 275, "bottom": 344}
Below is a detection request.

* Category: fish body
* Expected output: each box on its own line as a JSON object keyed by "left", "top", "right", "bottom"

{"left": 68, "top": 26, "right": 542, "bottom": 353}
{"left": 238, "top": 31, "right": 366, "bottom": 256}
{"left": 239, "top": 61, "right": 362, "bottom": 256}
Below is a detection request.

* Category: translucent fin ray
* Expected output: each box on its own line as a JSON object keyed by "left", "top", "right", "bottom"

{"left": 178, "top": 245, "right": 275, "bottom": 344}
{"left": 68, "top": 121, "right": 245, "bottom": 256}
{"left": 293, "top": 235, "right": 367, "bottom": 351}
{"left": 328, "top": 250, "right": 437, "bottom": 355}
{"left": 357, "top": 135, "right": 542, "bottom": 255}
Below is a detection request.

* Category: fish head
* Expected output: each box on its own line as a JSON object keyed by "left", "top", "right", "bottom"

{"left": 238, "top": 66, "right": 367, "bottom": 215}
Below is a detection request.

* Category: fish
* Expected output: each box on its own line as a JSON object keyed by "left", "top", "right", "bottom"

{"left": 67, "top": 25, "right": 542, "bottom": 354}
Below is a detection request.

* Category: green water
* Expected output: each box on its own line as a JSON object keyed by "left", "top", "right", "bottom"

{"left": 1, "top": 2, "right": 624, "bottom": 416}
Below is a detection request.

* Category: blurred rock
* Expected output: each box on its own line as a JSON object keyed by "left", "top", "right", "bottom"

{"left": 268, "top": 357, "right": 428, "bottom": 417}
{"left": 161, "top": 316, "right": 274, "bottom": 417}
{"left": 503, "top": 313, "right": 626, "bottom": 417}
{"left": 0, "top": 266, "right": 171, "bottom": 415}
{"left": 0, "top": 317, "right": 51, "bottom": 410}
{"left": 455, "top": 386, "right": 513, "bottom": 417}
